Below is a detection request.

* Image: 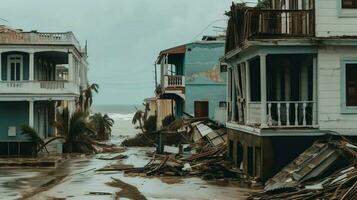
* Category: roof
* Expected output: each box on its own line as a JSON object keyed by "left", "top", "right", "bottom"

{"left": 156, "top": 36, "right": 225, "bottom": 64}
{"left": 265, "top": 136, "right": 357, "bottom": 191}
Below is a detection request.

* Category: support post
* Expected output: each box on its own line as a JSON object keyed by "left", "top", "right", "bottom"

{"left": 260, "top": 54, "right": 267, "bottom": 128}
{"left": 29, "top": 52, "right": 34, "bottom": 80}
{"left": 29, "top": 100, "right": 34, "bottom": 128}
{"left": 68, "top": 52, "right": 74, "bottom": 82}
{"left": 245, "top": 61, "right": 251, "bottom": 124}
{"left": 313, "top": 56, "right": 318, "bottom": 126}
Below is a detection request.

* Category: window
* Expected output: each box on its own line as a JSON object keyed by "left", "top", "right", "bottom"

{"left": 341, "top": 60, "right": 357, "bottom": 113}
{"left": 7, "top": 55, "right": 23, "bottom": 81}
{"left": 342, "top": 0, "right": 357, "bottom": 8}
{"left": 346, "top": 64, "right": 357, "bottom": 106}
{"left": 219, "top": 101, "right": 227, "bottom": 108}
{"left": 220, "top": 63, "right": 227, "bottom": 72}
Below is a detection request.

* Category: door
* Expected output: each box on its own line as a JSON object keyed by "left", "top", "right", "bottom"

{"left": 194, "top": 101, "right": 209, "bottom": 118}
{"left": 8, "top": 55, "right": 23, "bottom": 81}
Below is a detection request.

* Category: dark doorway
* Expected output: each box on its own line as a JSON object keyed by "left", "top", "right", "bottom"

{"left": 237, "top": 142, "right": 244, "bottom": 168}
{"left": 194, "top": 101, "right": 209, "bottom": 117}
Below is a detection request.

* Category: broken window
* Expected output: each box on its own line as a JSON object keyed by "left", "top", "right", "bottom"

{"left": 342, "top": 0, "right": 357, "bottom": 8}
{"left": 346, "top": 64, "right": 357, "bottom": 106}
{"left": 220, "top": 63, "right": 227, "bottom": 72}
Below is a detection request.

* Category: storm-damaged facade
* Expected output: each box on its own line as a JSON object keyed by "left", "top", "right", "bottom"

{"left": 0, "top": 26, "right": 88, "bottom": 155}
{"left": 155, "top": 36, "right": 227, "bottom": 128}
{"left": 222, "top": 0, "right": 357, "bottom": 181}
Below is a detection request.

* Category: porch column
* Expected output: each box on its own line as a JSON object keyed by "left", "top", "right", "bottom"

{"left": 231, "top": 66, "right": 237, "bottom": 122}
{"left": 29, "top": 52, "right": 34, "bottom": 80}
{"left": 68, "top": 52, "right": 74, "bottom": 82}
{"left": 313, "top": 56, "right": 318, "bottom": 126}
{"left": 260, "top": 54, "right": 268, "bottom": 128}
{"left": 245, "top": 60, "right": 251, "bottom": 124}
{"left": 29, "top": 100, "right": 34, "bottom": 128}
{"left": 227, "top": 66, "right": 231, "bottom": 122}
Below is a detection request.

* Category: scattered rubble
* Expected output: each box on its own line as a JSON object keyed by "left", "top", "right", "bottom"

{"left": 249, "top": 136, "right": 357, "bottom": 200}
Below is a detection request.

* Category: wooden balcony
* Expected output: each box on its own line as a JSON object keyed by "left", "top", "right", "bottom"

{"left": 248, "top": 9, "right": 315, "bottom": 38}
{"left": 226, "top": 8, "right": 315, "bottom": 52}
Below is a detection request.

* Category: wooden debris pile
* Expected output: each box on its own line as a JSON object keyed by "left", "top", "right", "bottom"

{"left": 249, "top": 136, "right": 357, "bottom": 200}
{"left": 101, "top": 145, "right": 244, "bottom": 181}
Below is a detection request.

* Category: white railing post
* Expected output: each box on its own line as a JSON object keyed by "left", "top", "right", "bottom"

{"left": 277, "top": 103, "right": 281, "bottom": 126}
{"left": 303, "top": 103, "right": 307, "bottom": 126}
{"left": 260, "top": 54, "right": 268, "bottom": 128}
{"left": 268, "top": 103, "right": 272, "bottom": 126}
{"left": 286, "top": 103, "right": 290, "bottom": 126}
{"left": 295, "top": 103, "right": 299, "bottom": 125}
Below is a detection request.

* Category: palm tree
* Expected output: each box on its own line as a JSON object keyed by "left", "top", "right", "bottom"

{"left": 20, "top": 125, "right": 47, "bottom": 156}
{"left": 54, "top": 108, "right": 96, "bottom": 153}
{"left": 90, "top": 113, "right": 114, "bottom": 141}
{"left": 132, "top": 109, "right": 145, "bottom": 133}
{"left": 83, "top": 83, "right": 99, "bottom": 112}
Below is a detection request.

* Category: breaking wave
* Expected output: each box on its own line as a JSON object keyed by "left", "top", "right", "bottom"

{"left": 107, "top": 113, "right": 135, "bottom": 121}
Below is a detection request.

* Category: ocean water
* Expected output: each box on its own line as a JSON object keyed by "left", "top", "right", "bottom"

{"left": 92, "top": 104, "right": 143, "bottom": 141}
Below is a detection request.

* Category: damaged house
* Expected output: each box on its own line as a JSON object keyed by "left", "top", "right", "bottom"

{"left": 0, "top": 26, "right": 88, "bottom": 155}
{"left": 222, "top": 0, "right": 357, "bottom": 181}
{"left": 154, "top": 36, "right": 227, "bottom": 128}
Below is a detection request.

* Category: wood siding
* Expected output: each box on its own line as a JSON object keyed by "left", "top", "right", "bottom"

{"left": 318, "top": 46, "right": 357, "bottom": 135}
{"left": 316, "top": 0, "right": 357, "bottom": 37}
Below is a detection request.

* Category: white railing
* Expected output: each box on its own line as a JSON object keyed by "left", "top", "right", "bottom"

{"left": 0, "top": 32, "right": 81, "bottom": 50}
{"left": 163, "top": 75, "right": 185, "bottom": 88}
{"left": 267, "top": 101, "right": 316, "bottom": 128}
{"left": 247, "top": 102, "right": 261, "bottom": 125}
{"left": 245, "top": 101, "right": 317, "bottom": 128}
{"left": 0, "top": 81, "right": 79, "bottom": 95}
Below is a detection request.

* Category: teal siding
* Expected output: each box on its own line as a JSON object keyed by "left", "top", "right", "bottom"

{"left": 185, "top": 84, "right": 226, "bottom": 118}
{"left": 0, "top": 102, "right": 29, "bottom": 141}
{"left": 183, "top": 42, "right": 226, "bottom": 119}
{"left": 1, "top": 52, "right": 30, "bottom": 80}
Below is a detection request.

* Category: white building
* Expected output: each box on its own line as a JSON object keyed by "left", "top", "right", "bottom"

{"left": 223, "top": 0, "right": 357, "bottom": 181}
{"left": 0, "top": 26, "right": 88, "bottom": 155}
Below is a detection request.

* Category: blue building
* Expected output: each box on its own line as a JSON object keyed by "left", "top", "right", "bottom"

{"left": 0, "top": 26, "right": 88, "bottom": 155}
{"left": 156, "top": 36, "right": 226, "bottom": 126}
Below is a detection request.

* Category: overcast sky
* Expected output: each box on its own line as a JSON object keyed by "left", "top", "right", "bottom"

{"left": 0, "top": 0, "right": 257, "bottom": 105}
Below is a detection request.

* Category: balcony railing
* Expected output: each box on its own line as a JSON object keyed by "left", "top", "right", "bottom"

{"left": 247, "top": 101, "right": 317, "bottom": 128}
{"left": 0, "top": 81, "right": 80, "bottom": 95}
{"left": 163, "top": 75, "right": 185, "bottom": 88}
{"left": 0, "top": 32, "right": 81, "bottom": 50}
{"left": 247, "top": 9, "right": 315, "bottom": 38}
{"left": 226, "top": 8, "right": 315, "bottom": 51}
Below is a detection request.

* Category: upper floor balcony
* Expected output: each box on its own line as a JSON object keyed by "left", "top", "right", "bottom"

{"left": 163, "top": 75, "right": 185, "bottom": 89}
{"left": 0, "top": 80, "right": 80, "bottom": 96}
{"left": 0, "top": 30, "right": 81, "bottom": 51}
{"left": 226, "top": 6, "right": 315, "bottom": 52}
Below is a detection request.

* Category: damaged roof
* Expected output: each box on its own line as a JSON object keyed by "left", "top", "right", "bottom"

{"left": 265, "top": 137, "right": 357, "bottom": 191}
